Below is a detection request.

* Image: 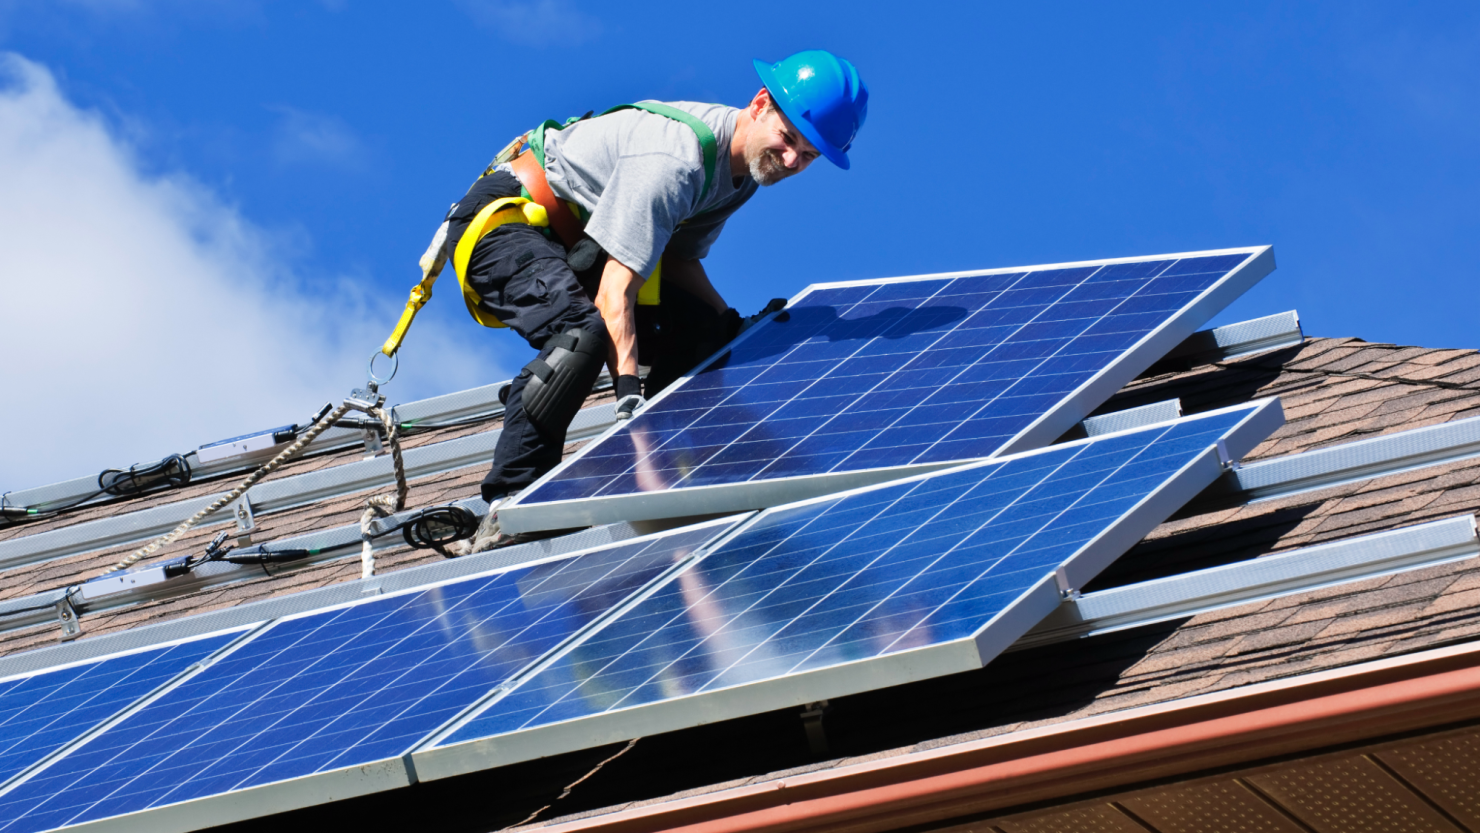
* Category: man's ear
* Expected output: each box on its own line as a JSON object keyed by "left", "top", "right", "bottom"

{"left": 750, "top": 87, "right": 771, "bottom": 117}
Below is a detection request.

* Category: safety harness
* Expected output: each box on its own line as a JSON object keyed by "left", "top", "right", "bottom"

{"left": 381, "top": 103, "right": 721, "bottom": 358}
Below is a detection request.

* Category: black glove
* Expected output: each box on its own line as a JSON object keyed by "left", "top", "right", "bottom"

{"left": 738, "top": 298, "right": 788, "bottom": 336}
{"left": 614, "top": 374, "right": 645, "bottom": 420}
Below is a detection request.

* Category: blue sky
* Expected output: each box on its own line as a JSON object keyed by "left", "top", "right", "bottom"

{"left": 2, "top": 1, "right": 1477, "bottom": 489}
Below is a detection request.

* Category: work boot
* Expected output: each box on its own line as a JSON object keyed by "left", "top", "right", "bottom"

{"left": 446, "top": 493, "right": 550, "bottom": 555}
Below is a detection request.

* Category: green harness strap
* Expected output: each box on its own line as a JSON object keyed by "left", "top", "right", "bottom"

{"left": 529, "top": 102, "right": 720, "bottom": 203}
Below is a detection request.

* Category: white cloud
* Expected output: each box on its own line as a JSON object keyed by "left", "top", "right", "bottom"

{"left": 457, "top": 0, "right": 603, "bottom": 47}
{"left": 270, "top": 106, "right": 367, "bottom": 170}
{"left": 0, "top": 54, "right": 510, "bottom": 492}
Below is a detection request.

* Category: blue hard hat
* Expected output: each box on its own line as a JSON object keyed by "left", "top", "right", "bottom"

{"left": 752, "top": 50, "right": 868, "bottom": 170}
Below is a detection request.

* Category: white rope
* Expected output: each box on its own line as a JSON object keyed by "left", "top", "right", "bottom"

{"left": 357, "top": 403, "right": 408, "bottom": 579}
{"left": 99, "top": 395, "right": 412, "bottom": 580}
{"left": 100, "top": 402, "right": 353, "bottom": 577}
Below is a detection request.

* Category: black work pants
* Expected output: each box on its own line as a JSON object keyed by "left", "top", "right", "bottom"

{"left": 446, "top": 172, "right": 606, "bottom": 502}
{"left": 637, "top": 281, "right": 741, "bottom": 399}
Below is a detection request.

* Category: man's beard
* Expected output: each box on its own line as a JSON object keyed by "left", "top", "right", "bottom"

{"left": 749, "top": 148, "right": 791, "bottom": 186}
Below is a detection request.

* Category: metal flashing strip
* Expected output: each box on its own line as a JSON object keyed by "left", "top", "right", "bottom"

{"left": 0, "top": 403, "right": 618, "bottom": 573}
{"left": 1159, "top": 310, "right": 1303, "bottom": 364}
{"left": 1225, "top": 413, "right": 1480, "bottom": 502}
{"left": 501, "top": 246, "right": 1276, "bottom": 534}
{"left": 1060, "top": 399, "right": 1182, "bottom": 441}
{"left": 1, "top": 375, "right": 615, "bottom": 515}
{"left": 1017, "top": 514, "right": 1480, "bottom": 649}
{"left": 0, "top": 520, "right": 659, "bottom": 680}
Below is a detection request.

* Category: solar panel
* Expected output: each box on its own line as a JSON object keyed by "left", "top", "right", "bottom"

{"left": 0, "top": 633, "right": 239, "bottom": 790}
{"left": 0, "top": 519, "right": 738, "bottom": 833}
{"left": 414, "top": 399, "right": 1283, "bottom": 779}
{"left": 499, "top": 247, "right": 1275, "bottom": 534}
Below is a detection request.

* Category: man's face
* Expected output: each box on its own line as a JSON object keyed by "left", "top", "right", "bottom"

{"left": 744, "top": 96, "right": 821, "bottom": 186}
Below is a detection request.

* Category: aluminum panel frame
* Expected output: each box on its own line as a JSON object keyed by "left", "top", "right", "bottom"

{"left": 411, "top": 631, "right": 986, "bottom": 782}
{"left": 499, "top": 462, "right": 960, "bottom": 534}
{"left": 1057, "top": 397, "right": 1283, "bottom": 593}
{"left": 54, "top": 758, "right": 411, "bottom": 833}
{"left": 500, "top": 246, "right": 1276, "bottom": 534}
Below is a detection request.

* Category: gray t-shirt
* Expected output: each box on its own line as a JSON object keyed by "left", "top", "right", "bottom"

{"left": 543, "top": 101, "right": 757, "bottom": 277}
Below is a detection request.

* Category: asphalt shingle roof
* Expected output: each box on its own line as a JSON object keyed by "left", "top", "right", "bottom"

{"left": 5, "top": 335, "right": 1480, "bottom": 832}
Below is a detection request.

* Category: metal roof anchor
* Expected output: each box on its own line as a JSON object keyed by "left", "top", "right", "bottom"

{"left": 232, "top": 494, "right": 256, "bottom": 547}
{"left": 54, "top": 590, "right": 81, "bottom": 641}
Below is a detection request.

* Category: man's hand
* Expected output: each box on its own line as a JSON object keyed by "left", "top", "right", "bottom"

{"left": 614, "top": 374, "right": 645, "bottom": 420}
{"left": 739, "top": 298, "right": 788, "bottom": 336}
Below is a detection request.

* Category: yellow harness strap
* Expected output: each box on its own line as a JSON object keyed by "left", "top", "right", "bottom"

{"left": 451, "top": 197, "right": 550, "bottom": 328}
{"left": 381, "top": 197, "right": 549, "bottom": 354}
{"left": 381, "top": 220, "right": 451, "bottom": 357}
{"left": 638, "top": 259, "right": 662, "bottom": 306}
{"left": 382, "top": 192, "right": 662, "bottom": 356}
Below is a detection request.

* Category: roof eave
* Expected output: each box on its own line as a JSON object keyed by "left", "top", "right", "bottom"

{"left": 531, "top": 639, "right": 1480, "bottom": 833}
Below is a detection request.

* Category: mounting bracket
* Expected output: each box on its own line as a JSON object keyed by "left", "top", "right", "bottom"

{"left": 232, "top": 494, "right": 256, "bottom": 547}
{"left": 54, "top": 592, "right": 81, "bottom": 641}
{"left": 801, "top": 700, "right": 830, "bottom": 757}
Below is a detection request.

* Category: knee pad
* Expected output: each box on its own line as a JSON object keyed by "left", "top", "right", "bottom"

{"left": 522, "top": 327, "right": 606, "bottom": 436}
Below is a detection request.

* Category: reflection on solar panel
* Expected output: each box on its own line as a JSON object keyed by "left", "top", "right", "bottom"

{"left": 501, "top": 247, "right": 1275, "bottom": 534}
{"left": 416, "top": 400, "right": 1282, "bottom": 778}
{"left": 0, "top": 634, "right": 237, "bottom": 789}
{"left": 0, "top": 520, "right": 736, "bottom": 833}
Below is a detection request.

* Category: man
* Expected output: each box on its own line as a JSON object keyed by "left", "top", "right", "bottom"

{"left": 446, "top": 50, "right": 868, "bottom": 551}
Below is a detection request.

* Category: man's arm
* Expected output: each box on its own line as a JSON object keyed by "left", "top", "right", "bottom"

{"left": 594, "top": 256, "right": 728, "bottom": 378}
{"left": 594, "top": 256, "right": 644, "bottom": 378}
{"left": 659, "top": 257, "right": 727, "bottom": 314}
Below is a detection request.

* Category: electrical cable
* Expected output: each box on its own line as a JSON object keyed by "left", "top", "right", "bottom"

{"left": 152, "top": 504, "right": 475, "bottom": 590}
{"left": 0, "top": 453, "right": 191, "bottom": 528}
{"left": 0, "top": 488, "right": 106, "bottom": 527}
{"left": 396, "top": 505, "right": 480, "bottom": 557}
{"left": 98, "top": 454, "right": 192, "bottom": 497}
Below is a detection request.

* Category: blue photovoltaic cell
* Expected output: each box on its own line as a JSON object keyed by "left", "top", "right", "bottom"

{"left": 0, "top": 634, "right": 235, "bottom": 788}
{"left": 521, "top": 253, "right": 1253, "bottom": 506}
{"left": 444, "top": 407, "right": 1254, "bottom": 745}
{"left": 0, "top": 524, "right": 723, "bottom": 833}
